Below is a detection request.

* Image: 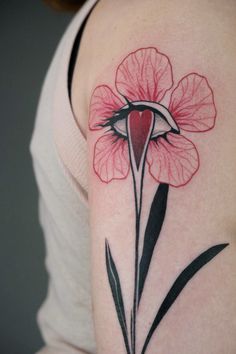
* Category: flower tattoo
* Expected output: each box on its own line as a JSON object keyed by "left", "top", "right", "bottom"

{"left": 90, "top": 47, "right": 216, "bottom": 186}
{"left": 89, "top": 47, "right": 228, "bottom": 354}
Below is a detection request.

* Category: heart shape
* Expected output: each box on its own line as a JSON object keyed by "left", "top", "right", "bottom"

{"left": 129, "top": 110, "right": 153, "bottom": 169}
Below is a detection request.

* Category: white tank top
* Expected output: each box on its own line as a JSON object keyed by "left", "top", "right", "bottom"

{"left": 30, "top": 1, "right": 98, "bottom": 352}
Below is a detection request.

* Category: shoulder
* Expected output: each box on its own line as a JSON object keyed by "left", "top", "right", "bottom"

{"left": 71, "top": 0, "right": 236, "bottom": 135}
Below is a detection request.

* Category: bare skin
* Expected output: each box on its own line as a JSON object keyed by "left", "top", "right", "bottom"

{"left": 71, "top": 1, "right": 236, "bottom": 353}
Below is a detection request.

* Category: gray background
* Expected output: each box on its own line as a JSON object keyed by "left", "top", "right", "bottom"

{"left": 1, "top": 2, "right": 73, "bottom": 353}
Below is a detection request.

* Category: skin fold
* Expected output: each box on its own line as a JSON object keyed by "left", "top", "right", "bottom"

{"left": 70, "top": 1, "right": 236, "bottom": 353}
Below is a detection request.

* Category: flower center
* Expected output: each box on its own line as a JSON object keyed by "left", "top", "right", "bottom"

{"left": 111, "top": 101, "right": 179, "bottom": 140}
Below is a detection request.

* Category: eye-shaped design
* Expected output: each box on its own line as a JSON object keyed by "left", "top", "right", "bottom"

{"left": 111, "top": 101, "right": 179, "bottom": 139}
{"left": 113, "top": 118, "right": 127, "bottom": 136}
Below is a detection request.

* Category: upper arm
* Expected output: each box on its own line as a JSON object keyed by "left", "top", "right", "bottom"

{"left": 72, "top": 1, "right": 236, "bottom": 353}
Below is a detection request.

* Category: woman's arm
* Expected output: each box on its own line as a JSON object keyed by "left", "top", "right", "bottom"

{"left": 73, "top": 1, "right": 236, "bottom": 353}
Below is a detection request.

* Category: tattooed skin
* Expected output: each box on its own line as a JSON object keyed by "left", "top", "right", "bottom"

{"left": 89, "top": 47, "right": 229, "bottom": 354}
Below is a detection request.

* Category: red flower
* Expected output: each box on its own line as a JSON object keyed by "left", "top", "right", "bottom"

{"left": 89, "top": 47, "right": 216, "bottom": 186}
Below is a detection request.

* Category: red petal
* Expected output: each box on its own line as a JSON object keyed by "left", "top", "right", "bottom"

{"left": 116, "top": 47, "right": 173, "bottom": 102}
{"left": 169, "top": 74, "right": 216, "bottom": 132}
{"left": 89, "top": 85, "right": 123, "bottom": 130}
{"left": 93, "top": 134, "right": 129, "bottom": 183}
{"left": 147, "top": 133, "right": 199, "bottom": 187}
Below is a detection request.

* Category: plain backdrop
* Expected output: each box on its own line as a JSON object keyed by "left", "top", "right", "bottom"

{"left": 0, "top": 1, "right": 73, "bottom": 353}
